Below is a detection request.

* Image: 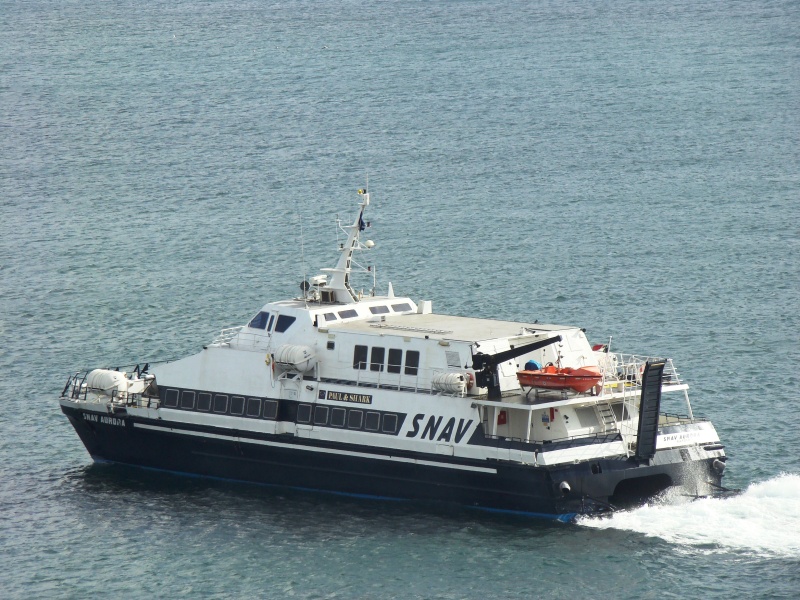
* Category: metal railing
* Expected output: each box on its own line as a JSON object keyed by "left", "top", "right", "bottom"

{"left": 320, "top": 363, "right": 469, "bottom": 398}
{"left": 597, "top": 353, "right": 682, "bottom": 389}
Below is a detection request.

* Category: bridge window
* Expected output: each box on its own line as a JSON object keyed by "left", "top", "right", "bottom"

{"left": 248, "top": 311, "right": 269, "bottom": 330}
{"left": 404, "top": 350, "right": 420, "bottom": 376}
{"left": 369, "top": 305, "right": 389, "bottom": 315}
{"left": 275, "top": 315, "right": 296, "bottom": 333}
{"left": 353, "top": 345, "right": 368, "bottom": 370}
{"left": 387, "top": 349, "right": 402, "bottom": 374}
{"left": 324, "top": 313, "right": 337, "bottom": 321}
{"left": 338, "top": 309, "right": 358, "bottom": 319}
{"left": 197, "top": 393, "right": 212, "bottom": 412}
{"left": 370, "top": 347, "right": 385, "bottom": 372}
{"left": 391, "top": 303, "right": 412, "bottom": 312}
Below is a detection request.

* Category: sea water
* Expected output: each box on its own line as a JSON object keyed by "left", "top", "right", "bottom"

{"left": 1, "top": 0, "right": 798, "bottom": 598}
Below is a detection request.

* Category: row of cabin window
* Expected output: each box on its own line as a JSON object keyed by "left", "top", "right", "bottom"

{"left": 353, "top": 345, "right": 420, "bottom": 375}
{"left": 296, "top": 403, "right": 398, "bottom": 434}
{"left": 161, "top": 389, "right": 399, "bottom": 434}
{"left": 164, "top": 389, "right": 279, "bottom": 419}
{"left": 248, "top": 312, "right": 297, "bottom": 332}
{"left": 321, "top": 302, "right": 414, "bottom": 323}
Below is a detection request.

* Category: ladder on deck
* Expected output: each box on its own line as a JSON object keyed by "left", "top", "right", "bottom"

{"left": 596, "top": 400, "right": 618, "bottom": 433}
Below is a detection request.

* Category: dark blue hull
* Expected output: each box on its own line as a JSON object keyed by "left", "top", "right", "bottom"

{"left": 61, "top": 405, "right": 721, "bottom": 521}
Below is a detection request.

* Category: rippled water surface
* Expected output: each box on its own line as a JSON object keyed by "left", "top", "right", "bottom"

{"left": 2, "top": 0, "right": 799, "bottom": 598}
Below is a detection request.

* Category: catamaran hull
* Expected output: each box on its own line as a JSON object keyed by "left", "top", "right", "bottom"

{"left": 61, "top": 404, "right": 724, "bottom": 521}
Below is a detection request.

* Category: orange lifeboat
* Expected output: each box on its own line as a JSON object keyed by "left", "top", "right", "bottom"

{"left": 516, "top": 365, "right": 602, "bottom": 394}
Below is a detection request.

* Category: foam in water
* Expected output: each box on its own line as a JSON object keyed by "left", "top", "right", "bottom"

{"left": 578, "top": 474, "right": 800, "bottom": 557}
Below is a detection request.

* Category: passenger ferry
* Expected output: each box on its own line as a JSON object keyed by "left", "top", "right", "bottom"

{"left": 60, "top": 190, "right": 728, "bottom": 521}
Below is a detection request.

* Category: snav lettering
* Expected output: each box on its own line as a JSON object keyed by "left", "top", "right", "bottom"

{"left": 82, "top": 413, "right": 125, "bottom": 427}
{"left": 406, "top": 414, "right": 473, "bottom": 443}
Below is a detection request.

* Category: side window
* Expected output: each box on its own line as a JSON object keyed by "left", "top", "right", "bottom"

{"left": 248, "top": 311, "right": 269, "bottom": 329}
{"left": 262, "top": 400, "right": 278, "bottom": 420}
{"left": 313, "top": 406, "right": 329, "bottom": 425}
{"left": 370, "top": 347, "right": 385, "bottom": 372}
{"left": 365, "top": 411, "right": 381, "bottom": 431}
{"left": 330, "top": 408, "right": 346, "bottom": 427}
{"left": 338, "top": 309, "right": 358, "bottom": 319}
{"left": 213, "top": 394, "right": 228, "bottom": 414}
{"left": 324, "top": 313, "right": 337, "bottom": 321}
{"left": 369, "top": 305, "right": 389, "bottom": 315}
{"left": 382, "top": 413, "right": 398, "bottom": 434}
{"left": 275, "top": 315, "right": 296, "bottom": 333}
{"left": 391, "top": 302, "right": 412, "bottom": 312}
{"left": 197, "top": 392, "right": 212, "bottom": 412}
{"left": 246, "top": 398, "right": 262, "bottom": 418}
{"left": 297, "top": 404, "right": 312, "bottom": 424}
{"left": 180, "top": 390, "right": 196, "bottom": 410}
{"left": 348, "top": 410, "right": 364, "bottom": 429}
{"left": 353, "top": 345, "right": 368, "bottom": 370}
{"left": 164, "top": 389, "right": 179, "bottom": 408}
{"left": 230, "top": 396, "right": 245, "bottom": 416}
{"left": 387, "top": 349, "right": 402, "bottom": 374}
{"left": 405, "top": 350, "right": 420, "bottom": 376}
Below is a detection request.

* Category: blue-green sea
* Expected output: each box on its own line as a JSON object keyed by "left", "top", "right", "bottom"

{"left": 2, "top": 1, "right": 799, "bottom": 598}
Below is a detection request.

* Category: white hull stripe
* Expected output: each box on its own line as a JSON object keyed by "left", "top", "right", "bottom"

{"left": 134, "top": 423, "right": 497, "bottom": 474}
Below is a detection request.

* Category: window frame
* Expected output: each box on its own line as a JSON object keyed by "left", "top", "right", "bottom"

{"left": 370, "top": 347, "right": 385, "bottom": 372}
{"left": 353, "top": 345, "right": 368, "bottom": 370}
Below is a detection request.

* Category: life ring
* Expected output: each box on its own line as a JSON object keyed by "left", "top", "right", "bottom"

{"left": 465, "top": 372, "right": 475, "bottom": 390}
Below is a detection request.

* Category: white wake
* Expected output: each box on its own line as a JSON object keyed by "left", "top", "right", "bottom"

{"left": 578, "top": 473, "right": 800, "bottom": 557}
